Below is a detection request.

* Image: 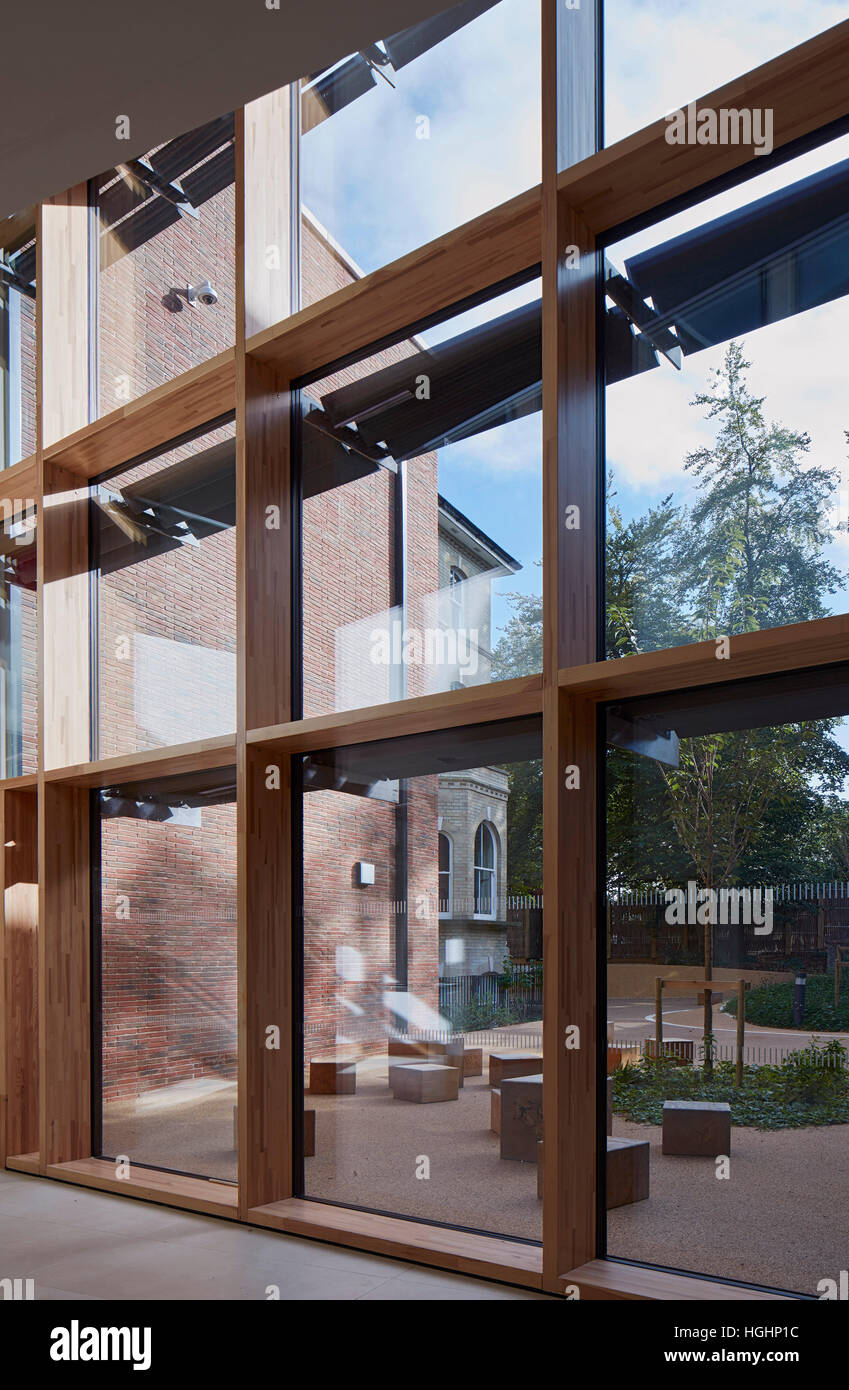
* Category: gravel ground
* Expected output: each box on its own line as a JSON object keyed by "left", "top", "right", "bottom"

{"left": 608, "top": 1116, "right": 849, "bottom": 1296}
{"left": 101, "top": 1024, "right": 849, "bottom": 1295}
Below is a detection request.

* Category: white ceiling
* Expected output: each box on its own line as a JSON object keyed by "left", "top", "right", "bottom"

{"left": 0, "top": 0, "right": 460, "bottom": 220}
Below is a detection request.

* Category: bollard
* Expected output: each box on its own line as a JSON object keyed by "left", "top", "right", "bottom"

{"left": 792, "top": 970, "right": 806, "bottom": 1028}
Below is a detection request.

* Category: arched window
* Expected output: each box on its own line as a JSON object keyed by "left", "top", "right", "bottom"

{"left": 438, "top": 832, "right": 452, "bottom": 918}
{"left": 474, "top": 821, "right": 497, "bottom": 919}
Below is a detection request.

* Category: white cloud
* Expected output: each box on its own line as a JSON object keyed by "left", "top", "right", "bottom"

{"left": 605, "top": 0, "right": 847, "bottom": 144}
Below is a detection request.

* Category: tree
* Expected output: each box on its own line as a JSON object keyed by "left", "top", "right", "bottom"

{"left": 679, "top": 341, "right": 843, "bottom": 636}
{"left": 606, "top": 482, "right": 684, "bottom": 655}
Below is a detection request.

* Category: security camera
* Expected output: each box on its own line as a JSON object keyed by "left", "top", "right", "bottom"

{"left": 187, "top": 280, "right": 218, "bottom": 307}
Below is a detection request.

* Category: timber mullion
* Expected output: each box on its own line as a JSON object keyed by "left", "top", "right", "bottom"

{"left": 541, "top": 0, "right": 600, "bottom": 1292}
{"left": 558, "top": 613, "right": 849, "bottom": 702}
{"left": 41, "top": 736, "right": 238, "bottom": 789}
{"left": 38, "top": 781, "right": 90, "bottom": 1165}
{"left": 247, "top": 676, "right": 544, "bottom": 756}
{"left": 236, "top": 99, "right": 295, "bottom": 1215}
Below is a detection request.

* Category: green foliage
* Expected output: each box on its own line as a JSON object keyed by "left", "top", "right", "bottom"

{"left": 490, "top": 581, "right": 542, "bottom": 683}
{"left": 498, "top": 957, "right": 543, "bottom": 989}
{"left": 613, "top": 1038, "right": 849, "bottom": 1129}
{"left": 443, "top": 1000, "right": 520, "bottom": 1032}
{"left": 722, "top": 973, "right": 849, "bottom": 1032}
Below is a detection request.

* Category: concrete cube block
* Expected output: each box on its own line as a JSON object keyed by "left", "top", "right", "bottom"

{"left": 463, "top": 1047, "right": 483, "bottom": 1077}
{"left": 426, "top": 1038, "right": 465, "bottom": 1086}
{"left": 304, "top": 1108, "right": 316, "bottom": 1157}
{"left": 662, "top": 1100, "right": 731, "bottom": 1156}
{"left": 309, "top": 1059, "right": 357, "bottom": 1095}
{"left": 491, "top": 1087, "right": 501, "bottom": 1135}
{"left": 489, "top": 1051, "right": 543, "bottom": 1086}
{"left": 392, "top": 1063, "right": 459, "bottom": 1103}
{"left": 388, "top": 1039, "right": 429, "bottom": 1059}
{"left": 607, "top": 1136, "right": 650, "bottom": 1207}
{"left": 500, "top": 1073, "right": 543, "bottom": 1162}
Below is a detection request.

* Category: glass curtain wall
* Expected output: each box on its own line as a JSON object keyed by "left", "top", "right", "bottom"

{"left": 298, "top": 717, "right": 543, "bottom": 1240}
{"left": 0, "top": 515, "right": 37, "bottom": 777}
{"left": 91, "top": 417, "right": 237, "bottom": 758}
{"left": 95, "top": 767, "right": 238, "bottom": 1181}
{"left": 298, "top": 277, "right": 543, "bottom": 717}
{"left": 605, "top": 666, "right": 849, "bottom": 1294}
{"left": 92, "top": 116, "right": 235, "bottom": 416}
{"left": 604, "top": 132, "right": 849, "bottom": 659}
{"left": 0, "top": 215, "right": 36, "bottom": 468}
{"left": 299, "top": 0, "right": 541, "bottom": 304}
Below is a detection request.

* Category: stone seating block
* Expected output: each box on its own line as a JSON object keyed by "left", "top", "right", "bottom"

{"left": 309, "top": 1059, "right": 357, "bottom": 1095}
{"left": 488, "top": 1052, "right": 543, "bottom": 1086}
{"left": 662, "top": 1100, "right": 731, "bottom": 1156}
{"left": 491, "top": 1088, "right": 501, "bottom": 1135}
{"left": 304, "top": 1108, "right": 316, "bottom": 1157}
{"left": 607, "top": 1136, "right": 650, "bottom": 1208}
{"left": 463, "top": 1047, "right": 483, "bottom": 1078}
{"left": 500, "top": 1073, "right": 543, "bottom": 1162}
{"left": 392, "top": 1063, "right": 459, "bottom": 1104}
{"left": 425, "top": 1039, "right": 465, "bottom": 1086}
{"left": 388, "top": 1039, "right": 429, "bottom": 1059}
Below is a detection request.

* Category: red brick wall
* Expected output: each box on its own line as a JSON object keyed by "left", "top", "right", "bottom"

{"left": 96, "top": 422, "right": 237, "bottom": 760}
{"left": 100, "top": 801, "right": 237, "bottom": 1102}
{"left": 97, "top": 165, "right": 235, "bottom": 413}
{"left": 18, "top": 290, "right": 36, "bottom": 460}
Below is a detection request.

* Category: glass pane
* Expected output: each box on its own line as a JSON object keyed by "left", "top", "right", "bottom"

{"left": 0, "top": 512, "right": 37, "bottom": 776}
{"left": 300, "top": 717, "right": 543, "bottom": 1240}
{"left": 604, "top": 133, "right": 849, "bottom": 659}
{"left": 97, "top": 768, "right": 238, "bottom": 1181}
{"left": 0, "top": 213, "right": 36, "bottom": 467}
{"left": 299, "top": 276, "right": 542, "bottom": 716}
{"left": 605, "top": 667, "right": 849, "bottom": 1294}
{"left": 299, "top": 0, "right": 540, "bottom": 302}
{"left": 92, "top": 418, "right": 236, "bottom": 758}
{"left": 604, "top": 0, "right": 844, "bottom": 145}
{"left": 93, "top": 116, "right": 235, "bottom": 417}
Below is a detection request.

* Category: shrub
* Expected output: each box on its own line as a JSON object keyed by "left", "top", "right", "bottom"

{"left": 612, "top": 1037, "right": 849, "bottom": 1130}
{"left": 722, "top": 972, "right": 849, "bottom": 1032}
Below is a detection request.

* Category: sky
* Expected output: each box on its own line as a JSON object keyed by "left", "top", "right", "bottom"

{"left": 298, "top": 0, "right": 849, "bottom": 669}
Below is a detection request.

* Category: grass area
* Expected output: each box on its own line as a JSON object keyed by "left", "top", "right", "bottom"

{"left": 722, "top": 972, "right": 849, "bottom": 1032}
{"left": 613, "top": 1040, "right": 849, "bottom": 1130}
